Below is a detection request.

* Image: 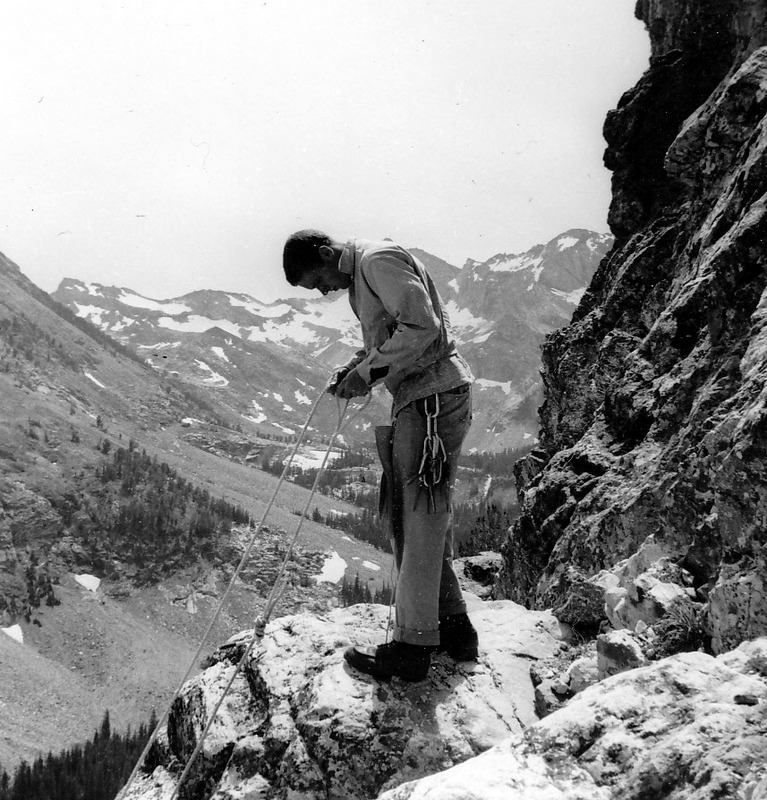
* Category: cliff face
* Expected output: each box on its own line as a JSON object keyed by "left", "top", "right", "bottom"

{"left": 497, "top": 0, "right": 767, "bottom": 654}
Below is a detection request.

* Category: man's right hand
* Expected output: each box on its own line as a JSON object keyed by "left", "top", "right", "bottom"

{"left": 325, "top": 367, "right": 350, "bottom": 394}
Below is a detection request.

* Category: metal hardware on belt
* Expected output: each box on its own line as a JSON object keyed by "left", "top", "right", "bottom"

{"left": 417, "top": 393, "right": 447, "bottom": 513}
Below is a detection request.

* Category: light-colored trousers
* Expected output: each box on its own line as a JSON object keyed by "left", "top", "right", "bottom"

{"left": 377, "top": 384, "right": 472, "bottom": 646}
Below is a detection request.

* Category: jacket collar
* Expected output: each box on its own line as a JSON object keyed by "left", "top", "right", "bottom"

{"left": 338, "top": 239, "right": 356, "bottom": 277}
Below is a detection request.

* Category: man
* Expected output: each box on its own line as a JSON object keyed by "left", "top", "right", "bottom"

{"left": 283, "top": 229, "right": 478, "bottom": 681}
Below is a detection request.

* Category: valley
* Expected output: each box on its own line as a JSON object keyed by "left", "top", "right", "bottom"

{"left": 0, "top": 228, "right": 607, "bottom": 775}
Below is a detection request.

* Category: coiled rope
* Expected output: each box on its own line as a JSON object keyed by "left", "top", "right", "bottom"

{"left": 116, "top": 389, "right": 370, "bottom": 800}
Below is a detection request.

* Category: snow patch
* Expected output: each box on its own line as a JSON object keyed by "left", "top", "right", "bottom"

{"left": 586, "top": 233, "right": 611, "bottom": 253}
{"left": 84, "top": 371, "right": 106, "bottom": 389}
{"left": 290, "top": 450, "right": 342, "bottom": 470}
{"left": 248, "top": 401, "right": 267, "bottom": 424}
{"left": 75, "top": 574, "right": 101, "bottom": 592}
{"left": 552, "top": 287, "right": 587, "bottom": 305}
{"left": 118, "top": 291, "right": 191, "bottom": 315}
{"left": 158, "top": 315, "right": 242, "bottom": 338}
{"left": 1, "top": 624, "right": 23, "bottom": 644}
{"left": 362, "top": 561, "right": 381, "bottom": 571}
{"left": 211, "top": 346, "right": 230, "bottom": 362}
{"left": 313, "top": 551, "right": 347, "bottom": 584}
{"left": 73, "top": 303, "right": 105, "bottom": 327}
{"left": 227, "top": 295, "right": 292, "bottom": 318}
{"left": 137, "top": 341, "right": 181, "bottom": 350}
{"left": 475, "top": 378, "right": 513, "bottom": 395}
{"left": 194, "top": 360, "right": 229, "bottom": 387}
{"left": 485, "top": 253, "right": 544, "bottom": 275}
{"left": 272, "top": 422, "right": 296, "bottom": 435}
{"left": 295, "top": 390, "right": 311, "bottom": 405}
{"left": 444, "top": 301, "right": 490, "bottom": 334}
{"left": 557, "top": 235, "right": 580, "bottom": 250}
{"left": 111, "top": 317, "right": 135, "bottom": 332}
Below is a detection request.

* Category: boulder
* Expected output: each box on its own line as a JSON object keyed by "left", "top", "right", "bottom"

{"left": 596, "top": 630, "right": 647, "bottom": 680}
{"left": 453, "top": 552, "right": 502, "bottom": 599}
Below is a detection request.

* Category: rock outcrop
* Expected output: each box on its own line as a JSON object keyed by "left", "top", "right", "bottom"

{"left": 121, "top": 608, "right": 767, "bottom": 800}
{"left": 496, "top": 0, "right": 767, "bottom": 654}
{"left": 121, "top": 601, "right": 566, "bottom": 800}
{"left": 379, "top": 638, "right": 767, "bottom": 800}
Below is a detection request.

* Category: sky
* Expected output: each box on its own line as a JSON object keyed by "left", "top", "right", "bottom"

{"left": 0, "top": 1, "right": 649, "bottom": 303}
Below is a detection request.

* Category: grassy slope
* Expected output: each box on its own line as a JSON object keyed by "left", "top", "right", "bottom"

{"left": 0, "top": 576, "right": 197, "bottom": 776}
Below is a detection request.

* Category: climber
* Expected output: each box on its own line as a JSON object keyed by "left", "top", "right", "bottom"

{"left": 282, "top": 229, "right": 479, "bottom": 681}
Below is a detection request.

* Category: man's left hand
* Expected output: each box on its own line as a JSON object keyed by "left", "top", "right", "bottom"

{"left": 335, "top": 368, "right": 370, "bottom": 399}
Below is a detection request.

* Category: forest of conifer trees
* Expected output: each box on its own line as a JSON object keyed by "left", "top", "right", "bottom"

{"left": 0, "top": 711, "right": 155, "bottom": 800}
{"left": 51, "top": 442, "right": 253, "bottom": 582}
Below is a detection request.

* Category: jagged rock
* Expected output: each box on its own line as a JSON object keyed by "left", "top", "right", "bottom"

{"left": 121, "top": 601, "right": 564, "bottom": 800}
{"left": 596, "top": 630, "right": 647, "bottom": 680}
{"left": 603, "top": 545, "right": 697, "bottom": 632}
{"left": 453, "top": 552, "right": 502, "bottom": 599}
{"left": 377, "top": 638, "right": 767, "bottom": 800}
{"left": 496, "top": 10, "right": 767, "bottom": 655}
{"left": 0, "top": 479, "right": 62, "bottom": 553}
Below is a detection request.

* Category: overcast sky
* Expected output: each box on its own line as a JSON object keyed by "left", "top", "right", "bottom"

{"left": 1, "top": 1, "right": 649, "bottom": 303}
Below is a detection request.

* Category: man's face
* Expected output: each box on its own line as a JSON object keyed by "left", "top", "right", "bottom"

{"left": 296, "top": 265, "right": 351, "bottom": 296}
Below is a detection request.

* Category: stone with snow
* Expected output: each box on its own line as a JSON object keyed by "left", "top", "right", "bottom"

{"left": 120, "top": 601, "right": 564, "bottom": 799}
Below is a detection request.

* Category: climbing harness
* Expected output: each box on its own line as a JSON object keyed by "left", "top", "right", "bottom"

{"left": 116, "top": 389, "right": 370, "bottom": 800}
{"left": 416, "top": 393, "right": 447, "bottom": 513}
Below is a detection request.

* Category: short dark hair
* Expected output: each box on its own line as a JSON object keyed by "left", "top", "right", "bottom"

{"left": 283, "top": 229, "right": 333, "bottom": 285}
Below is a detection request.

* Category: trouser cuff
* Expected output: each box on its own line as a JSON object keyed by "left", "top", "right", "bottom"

{"left": 439, "top": 599, "right": 467, "bottom": 618}
{"left": 395, "top": 625, "right": 440, "bottom": 647}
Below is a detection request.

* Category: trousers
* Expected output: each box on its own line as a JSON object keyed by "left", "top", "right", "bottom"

{"left": 377, "top": 384, "right": 472, "bottom": 646}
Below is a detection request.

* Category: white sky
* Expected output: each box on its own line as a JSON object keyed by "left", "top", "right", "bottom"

{"left": 0, "top": 1, "right": 649, "bottom": 303}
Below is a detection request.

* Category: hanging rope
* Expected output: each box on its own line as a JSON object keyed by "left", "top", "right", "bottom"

{"left": 166, "top": 394, "right": 369, "bottom": 800}
{"left": 116, "top": 389, "right": 370, "bottom": 800}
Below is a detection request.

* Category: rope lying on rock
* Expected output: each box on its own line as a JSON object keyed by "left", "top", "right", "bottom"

{"left": 116, "top": 390, "right": 370, "bottom": 800}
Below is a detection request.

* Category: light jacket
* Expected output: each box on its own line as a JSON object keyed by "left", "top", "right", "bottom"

{"left": 339, "top": 238, "right": 473, "bottom": 415}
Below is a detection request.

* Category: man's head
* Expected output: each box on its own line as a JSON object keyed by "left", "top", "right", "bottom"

{"left": 282, "top": 229, "right": 352, "bottom": 295}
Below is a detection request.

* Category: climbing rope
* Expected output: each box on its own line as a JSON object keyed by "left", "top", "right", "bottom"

{"left": 116, "top": 389, "right": 370, "bottom": 800}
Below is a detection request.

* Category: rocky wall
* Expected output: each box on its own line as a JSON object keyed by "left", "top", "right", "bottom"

{"left": 497, "top": 0, "right": 767, "bottom": 654}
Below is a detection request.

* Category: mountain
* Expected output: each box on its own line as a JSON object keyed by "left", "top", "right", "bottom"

{"left": 52, "top": 229, "right": 612, "bottom": 452}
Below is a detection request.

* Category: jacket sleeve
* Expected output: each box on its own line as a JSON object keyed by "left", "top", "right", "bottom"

{"left": 353, "top": 250, "right": 441, "bottom": 384}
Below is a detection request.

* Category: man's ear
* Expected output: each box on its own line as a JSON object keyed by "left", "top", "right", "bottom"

{"left": 318, "top": 245, "right": 335, "bottom": 264}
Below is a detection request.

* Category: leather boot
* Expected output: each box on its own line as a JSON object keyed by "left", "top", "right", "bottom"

{"left": 344, "top": 640, "right": 432, "bottom": 682}
{"left": 438, "top": 613, "right": 479, "bottom": 661}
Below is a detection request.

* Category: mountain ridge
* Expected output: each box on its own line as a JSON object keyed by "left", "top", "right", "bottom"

{"left": 52, "top": 228, "right": 613, "bottom": 452}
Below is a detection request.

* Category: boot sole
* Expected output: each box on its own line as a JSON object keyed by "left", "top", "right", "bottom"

{"left": 443, "top": 646, "right": 479, "bottom": 662}
{"left": 344, "top": 647, "right": 430, "bottom": 682}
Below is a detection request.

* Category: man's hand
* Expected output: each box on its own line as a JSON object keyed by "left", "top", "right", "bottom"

{"left": 335, "top": 368, "right": 370, "bottom": 399}
{"left": 325, "top": 367, "right": 350, "bottom": 395}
